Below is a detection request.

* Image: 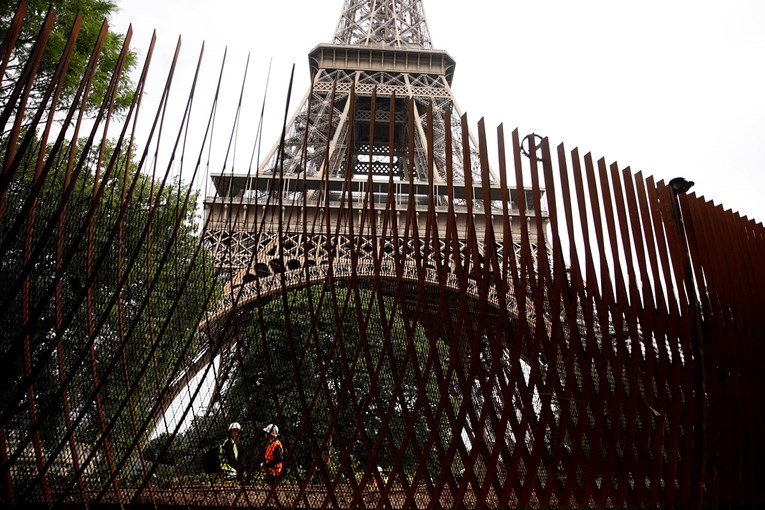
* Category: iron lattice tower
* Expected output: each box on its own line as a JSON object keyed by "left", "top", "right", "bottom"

{"left": 204, "top": 0, "right": 544, "bottom": 279}
{"left": 200, "top": 0, "right": 547, "bottom": 402}
{"left": 332, "top": 0, "right": 433, "bottom": 48}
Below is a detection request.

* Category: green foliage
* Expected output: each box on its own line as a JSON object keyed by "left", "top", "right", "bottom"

{"left": 175, "top": 285, "right": 458, "bottom": 483}
{"left": 0, "top": 0, "right": 136, "bottom": 119}
{"left": 0, "top": 134, "right": 221, "bottom": 490}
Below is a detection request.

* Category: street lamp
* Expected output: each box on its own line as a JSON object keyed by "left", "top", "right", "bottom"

{"left": 668, "top": 176, "right": 706, "bottom": 509}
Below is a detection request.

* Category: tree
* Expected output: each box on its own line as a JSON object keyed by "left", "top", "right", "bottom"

{"left": 173, "top": 285, "right": 457, "bottom": 485}
{"left": 0, "top": 0, "right": 136, "bottom": 122}
{"left": 0, "top": 136, "right": 222, "bottom": 492}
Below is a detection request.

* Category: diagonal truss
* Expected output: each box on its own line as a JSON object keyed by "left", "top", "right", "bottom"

{"left": 332, "top": 0, "right": 433, "bottom": 48}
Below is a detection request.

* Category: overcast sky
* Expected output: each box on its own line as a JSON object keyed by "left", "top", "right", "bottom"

{"left": 110, "top": 0, "right": 765, "bottom": 223}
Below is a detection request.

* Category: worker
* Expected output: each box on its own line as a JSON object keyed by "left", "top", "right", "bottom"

{"left": 373, "top": 466, "right": 388, "bottom": 488}
{"left": 219, "top": 422, "right": 242, "bottom": 480}
{"left": 260, "top": 423, "right": 283, "bottom": 485}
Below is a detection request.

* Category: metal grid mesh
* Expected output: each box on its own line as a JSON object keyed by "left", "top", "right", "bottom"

{"left": 1, "top": 2, "right": 764, "bottom": 508}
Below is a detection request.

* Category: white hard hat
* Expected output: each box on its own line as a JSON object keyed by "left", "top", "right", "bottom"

{"left": 263, "top": 424, "right": 279, "bottom": 436}
{"left": 228, "top": 422, "right": 241, "bottom": 431}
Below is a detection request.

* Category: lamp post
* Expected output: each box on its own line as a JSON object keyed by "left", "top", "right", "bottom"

{"left": 668, "top": 177, "right": 706, "bottom": 509}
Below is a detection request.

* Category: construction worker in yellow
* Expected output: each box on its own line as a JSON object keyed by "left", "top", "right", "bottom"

{"left": 219, "top": 422, "right": 242, "bottom": 481}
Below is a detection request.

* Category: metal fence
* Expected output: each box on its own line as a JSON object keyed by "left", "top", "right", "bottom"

{"left": 1, "top": 3, "right": 763, "bottom": 508}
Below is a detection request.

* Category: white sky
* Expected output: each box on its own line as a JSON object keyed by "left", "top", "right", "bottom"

{"left": 110, "top": 0, "right": 765, "bottom": 224}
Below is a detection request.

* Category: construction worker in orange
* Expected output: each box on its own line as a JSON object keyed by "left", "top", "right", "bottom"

{"left": 259, "top": 424, "right": 284, "bottom": 485}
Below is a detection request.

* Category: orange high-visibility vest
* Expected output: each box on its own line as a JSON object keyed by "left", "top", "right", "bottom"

{"left": 262, "top": 439, "right": 283, "bottom": 476}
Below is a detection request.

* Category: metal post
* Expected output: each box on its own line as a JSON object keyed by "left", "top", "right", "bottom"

{"left": 669, "top": 178, "right": 707, "bottom": 509}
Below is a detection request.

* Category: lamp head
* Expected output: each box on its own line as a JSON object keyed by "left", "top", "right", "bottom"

{"left": 669, "top": 177, "right": 695, "bottom": 195}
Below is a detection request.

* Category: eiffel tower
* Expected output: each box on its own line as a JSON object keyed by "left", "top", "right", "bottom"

{"left": 203, "top": 0, "right": 545, "bottom": 284}
{"left": 193, "top": 0, "right": 551, "bottom": 451}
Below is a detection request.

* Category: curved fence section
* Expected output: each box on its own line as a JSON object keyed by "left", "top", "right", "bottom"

{"left": 1, "top": 3, "right": 764, "bottom": 508}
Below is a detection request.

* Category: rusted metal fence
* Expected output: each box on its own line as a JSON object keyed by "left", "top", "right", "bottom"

{"left": 1, "top": 3, "right": 764, "bottom": 508}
